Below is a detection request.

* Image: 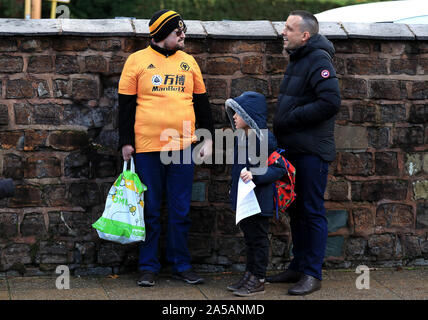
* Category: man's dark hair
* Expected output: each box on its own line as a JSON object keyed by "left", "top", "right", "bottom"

{"left": 289, "top": 10, "right": 319, "bottom": 36}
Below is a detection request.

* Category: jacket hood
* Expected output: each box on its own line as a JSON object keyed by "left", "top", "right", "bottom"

{"left": 225, "top": 91, "right": 267, "bottom": 141}
{"left": 289, "top": 33, "right": 335, "bottom": 60}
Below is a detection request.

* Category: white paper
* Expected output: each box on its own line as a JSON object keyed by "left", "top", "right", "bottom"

{"left": 236, "top": 168, "right": 261, "bottom": 225}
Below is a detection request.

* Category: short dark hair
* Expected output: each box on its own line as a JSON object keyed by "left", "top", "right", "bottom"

{"left": 289, "top": 10, "right": 319, "bottom": 36}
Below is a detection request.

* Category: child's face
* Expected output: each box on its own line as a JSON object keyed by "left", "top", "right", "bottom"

{"left": 233, "top": 112, "right": 248, "bottom": 130}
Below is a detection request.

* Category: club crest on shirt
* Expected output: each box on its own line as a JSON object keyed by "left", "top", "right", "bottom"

{"left": 321, "top": 70, "right": 330, "bottom": 78}
{"left": 151, "top": 75, "right": 163, "bottom": 86}
{"left": 180, "top": 62, "right": 190, "bottom": 71}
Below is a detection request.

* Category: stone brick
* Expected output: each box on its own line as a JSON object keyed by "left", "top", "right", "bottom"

{"left": 368, "top": 234, "right": 396, "bottom": 260}
{"left": 392, "top": 126, "right": 424, "bottom": 148}
{"left": 20, "top": 213, "right": 47, "bottom": 237}
{"left": 0, "top": 55, "right": 23, "bottom": 73}
{"left": 84, "top": 56, "right": 108, "bottom": 73}
{"left": 352, "top": 208, "right": 375, "bottom": 234}
{"left": 345, "top": 237, "right": 367, "bottom": 259}
{"left": 217, "top": 208, "right": 241, "bottom": 236}
{"left": 27, "top": 55, "right": 53, "bottom": 73}
{"left": 6, "top": 79, "right": 35, "bottom": 98}
{"left": 97, "top": 243, "right": 125, "bottom": 264}
{"left": 191, "top": 181, "right": 206, "bottom": 202}
{"left": 53, "top": 38, "right": 88, "bottom": 51}
{"left": 208, "top": 180, "right": 230, "bottom": 203}
{"left": 367, "top": 127, "right": 390, "bottom": 149}
{"left": 326, "top": 180, "right": 349, "bottom": 201}
{"left": 409, "top": 81, "right": 428, "bottom": 100}
{"left": 63, "top": 104, "right": 108, "bottom": 128}
{"left": 375, "top": 152, "right": 398, "bottom": 176}
{"left": 266, "top": 55, "right": 286, "bottom": 74}
{"left": 0, "top": 131, "right": 23, "bottom": 150}
{"left": 32, "top": 104, "right": 61, "bottom": 125}
{"left": 35, "top": 241, "right": 70, "bottom": 264}
{"left": 2, "top": 153, "right": 23, "bottom": 179}
{"left": 231, "top": 77, "right": 268, "bottom": 97}
{"left": 338, "top": 152, "right": 373, "bottom": 176}
{"left": 89, "top": 39, "right": 122, "bottom": 51}
{"left": 188, "top": 235, "right": 214, "bottom": 259}
{"left": 90, "top": 154, "right": 117, "bottom": 178}
{"left": 14, "top": 103, "right": 31, "bottom": 125}
{"left": 48, "top": 130, "right": 89, "bottom": 151}
{"left": 19, "top": 39, "right": 50, "bottom": 52}
{"left": 269, "top": 77, "right": 282, "bottom": 98}
{"left": 242, "top": 55, "right": 263, "bottom": 74}
{"left": 347, "top": 57, "right": 388, "bottom": 75}
{"left": 8, "top": 185, "right": 43, "bottom": 207}
{"left": 376, "top": 203, "right": 414, "bottom": 229}
{"left": 217, "top": 237, "right": 245, "bottom": 262}
{"left": 64, "top": 152, "right": 89, "bottom": 178}
{"left": 380, "top": 42, "right": 405, "bottom": 55}
{"left": 333, "top": 57, "right": 345, "bottom": 75}
{"left": 351, "top": 102, "right": 376, "bottom": 123}
{"left": 353, "top": 180, "right": 408, "bottom": 202}
{"left": 0, "top": 39, "right": 17, "bottom": 52}
{"left": 208, "top": 40, "right": 263, "bottom": 54}
{"left": 109, "top": 55, "right": 127, "bottom": 74}
{"left": 339, "top": 77, "right": 367, "bottom": 99}
{"left": 42, "top": 184, "right": 68, "bottom": 207}
{"left": 206, "top": 78, "right": 228, "bottom": 99}
{"left": 0, "top": 104, "right": 8, "bottom": 125}
{"left": 48, "top": 211, "right": 94, "bottom": 238}
{"left": 24, "top": 156, "right": 61, "bottom": 178}
{"left": 390, "top": 59, "right": 418, "bottom": 75}
{"left": 206, "top": 57, "right": 240, "bottom": 75}
{"left": 53, "top": 79, "right": 71, "bottom": 98}
{"left": 413, "top": 180, "right": 428, "bottom": 200}
{"left": 416, "top": 202, "right": 428, "bottom": 228}
{"left": 0, "top": 244, "right": 32, "bottom": 270}
{"left": 405, "top": 153, "right": 422, "bottom": 176}
{"left": 75, "top": 242, "right": 97, "bottom": 264}
{"left": 0, "top": 213, "right": 18, "bottom": 238}
{"left": 71, "top": 78, "right": 99, "bottom": 100}
{"left": 55, "top": 55, "right": 79, "bottom": 74}
{"left": 409, "top": 104, "right": 428, "bottom": 124}
{"left": 326, "top": 210, "right": 348, "bottom": 232}
{"left": 189, "top": 206, "right": 216, "bottom": 234}
{"left": 36, "top": 80, "right": 50, "bottom": 98}
{"left": 69, "top": 183, "right": 101, "bottom": 207}
{"left": 23, "top": 130, "right": 48, "bottom": 151}
{"left": 184, "top": 40, "right": 207, "bottom": 55}
{"left": 402, "top": 235, "right": 422, "bottom": 258}
{"left": 325, "top": 236, "right": 344, "bottom": 257}
{"left": 270, "top": 236, "right": 290, "bottom": 257}
{"left": 369, "top": 80, "right": 406, "bottom": 99}
{"left": 380, "top": 104, "right": 407, "bottom": 123}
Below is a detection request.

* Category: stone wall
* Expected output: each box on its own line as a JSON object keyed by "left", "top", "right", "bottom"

{"left": 0, "top": 19, "right": 427, "bottom": 276}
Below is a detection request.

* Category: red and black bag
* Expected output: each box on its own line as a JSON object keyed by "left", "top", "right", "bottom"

{"left": 267, "top": 149, "right": 296, "bottom": 218}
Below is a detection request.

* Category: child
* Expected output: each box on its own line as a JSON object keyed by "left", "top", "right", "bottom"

{"left": 225, "top": 91, "right": 287, "bottom": 297}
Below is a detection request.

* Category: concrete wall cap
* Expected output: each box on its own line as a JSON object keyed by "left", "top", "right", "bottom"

{"left": 0, "top": 19, "right": 423, "bottom": 40}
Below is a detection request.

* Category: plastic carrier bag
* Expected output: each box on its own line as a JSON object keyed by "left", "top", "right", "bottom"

{"left": 92, "top": 157, "right": 147, "bottom": 244}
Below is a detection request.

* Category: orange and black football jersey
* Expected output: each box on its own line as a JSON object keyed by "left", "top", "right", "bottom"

{"left": 119, "top": 46, "right": 206, "bottom": 153}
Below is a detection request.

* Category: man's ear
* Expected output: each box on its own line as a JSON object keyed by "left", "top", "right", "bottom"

{"left": 302, "top": 31, "right": 311, "bottom": 42}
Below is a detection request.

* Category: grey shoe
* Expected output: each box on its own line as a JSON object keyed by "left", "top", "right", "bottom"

{"left": 266, "top": 269, "right": 302, "bottom": 283}
{"left": 172, "top": 269, "right": 204, "bottom": 284}
{"left": 137, "top": 270, "right": 156, "bottom": 287}
{"left": 233, "top": 275, "right": 265, "bottom": 297}
{"left": 227, "top": 271, "right": 252, "bottom": 292}
{"left": 288, "top": 274, "right": 321, "bottom": 295}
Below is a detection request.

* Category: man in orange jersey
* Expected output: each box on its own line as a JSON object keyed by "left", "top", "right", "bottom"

{"left": 118, "top": 9, "right": 214, "bottom": 287}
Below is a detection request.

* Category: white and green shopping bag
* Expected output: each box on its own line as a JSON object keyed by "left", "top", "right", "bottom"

{"left": 92, "top": 157, "right": 147, "bottom": 244}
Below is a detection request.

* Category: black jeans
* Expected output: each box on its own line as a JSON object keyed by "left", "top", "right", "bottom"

{"left": 239, "top": 215, "right": 270, "bottom": 279}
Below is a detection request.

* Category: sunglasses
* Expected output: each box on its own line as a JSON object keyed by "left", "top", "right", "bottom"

{"left": 174, "top": 27, "right": 187, "bottom": 37}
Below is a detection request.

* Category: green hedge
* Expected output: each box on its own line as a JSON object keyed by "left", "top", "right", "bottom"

{"left": 1, "top": 0, "right": 392, "bottom": 20}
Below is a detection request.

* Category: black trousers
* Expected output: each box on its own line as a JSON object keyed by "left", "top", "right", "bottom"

{"left": 239, "top": 215, "right": 270, "bottom": 279}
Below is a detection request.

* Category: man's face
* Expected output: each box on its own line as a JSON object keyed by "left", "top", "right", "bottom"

{"left": 282, "top": 15, "right": 307, "bottom": 50}
{"left": 163, "top": 27, "right": 186, "bottom": 50}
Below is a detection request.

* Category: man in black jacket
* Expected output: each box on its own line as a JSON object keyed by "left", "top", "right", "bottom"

{"left": 268, "top": 10, "right": 341, "bottom": 295}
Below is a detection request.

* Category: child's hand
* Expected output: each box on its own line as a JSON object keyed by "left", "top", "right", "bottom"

{"left": 240, "top": 169, "right": 253, "bottom": 183}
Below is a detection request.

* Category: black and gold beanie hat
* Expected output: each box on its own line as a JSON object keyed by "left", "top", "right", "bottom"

{"left": 149, "top": 9, "right": 186, "bottom": 42}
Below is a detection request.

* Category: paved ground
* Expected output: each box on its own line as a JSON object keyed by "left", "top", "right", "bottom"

{"left": 0, "top": 267, "right": 426, "bottom": 301}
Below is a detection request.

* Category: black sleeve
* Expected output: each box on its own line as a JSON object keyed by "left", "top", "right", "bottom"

{"left": 193, "top": 93, "right": 214, "bottom": 138}
{"left": 118, "top": 93, "right": 137, "bottom": 150}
